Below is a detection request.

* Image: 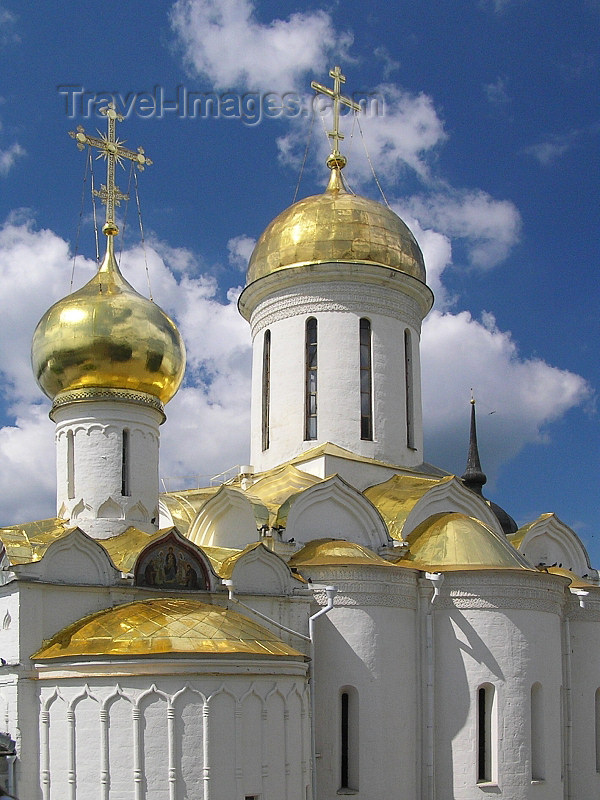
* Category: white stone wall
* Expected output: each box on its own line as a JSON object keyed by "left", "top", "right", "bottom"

{"left": 27, "top": 664, "right": 310, "bottom": 800}
{"left": 304, "top": 566, "right": 419, "bottom": 800}
{"left": 248, "top": 276, "right": 427, "bottom": 472}
{"left": 53, "top": 400, "right": 163, "bottom": 538}
{"left": 566, "top": 595, "right": 600, "bottom": 800}
{"left": 431, "top": 572, "right": 566, "bottom": 800}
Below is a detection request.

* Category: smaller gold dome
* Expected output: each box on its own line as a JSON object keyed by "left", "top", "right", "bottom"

{"left": 247, "top": 167, "right": 426, "bottom": 285}
{"left": 397, "top": 512, "right": 532, "bottom": 572}
{"left": 31, "top": 240, "right": 185, "bottom": 405}
{"left": 32, "top": 597, "right": 303, "bottom": 659}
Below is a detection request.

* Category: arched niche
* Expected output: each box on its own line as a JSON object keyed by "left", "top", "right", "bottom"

{"left": 134, "top": 530, "right": 214, "bottom": 591}
{"left": 224, "top": 543, "right": 297, "bottom": 596}
{"left": 512, "top": 513, "right": 595, "bottom": 578}
{"left": 188, "top": 486, "right": 267, "bottom": 550}
{"left": 403, "top": 476, "right": 503, "bottom": 539}
{"left": 11, "top": 527, "right": 122, "bottom": 586}
{"left": 285, "top": 475, "right": 391, "bottom": 550}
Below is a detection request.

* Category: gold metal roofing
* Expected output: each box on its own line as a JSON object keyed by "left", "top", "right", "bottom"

{"left": 0, "top": 518, "right": 74, "bottom": 565}
{"left": 364, "top": 474, "right": 452, "bottom": 541}
{"left": 33, "top": 597, "right": 304, "bottom": 659}
{"left": 160, "top": 488, "right": 219, "bottom": 535}
{"left": 288, "top": 538, "right": 394, "bottom": 568}
{"left": 396, "top": 512, "right": 532, "bottom": 572}
{"left": 248, "top": 464, "right": 322, "bottom": 526}
{"left": 246, "top": 167, "right": 426, "bottom": 285}
{"left": 545, "top": 566, "right": 594, "bottom": 589}
{"left": 31, "top": 237, "right": 186, "bottom": 405}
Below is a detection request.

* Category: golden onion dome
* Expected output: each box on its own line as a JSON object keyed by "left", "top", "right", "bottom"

{"left": 32, "top": 597, "right": 304, "bottom": 659}
{"left": 31, "top": 238, "right": 185, "bottom": 405}
{"left": 247, "top": 166, "right": 426, "bottom": 285}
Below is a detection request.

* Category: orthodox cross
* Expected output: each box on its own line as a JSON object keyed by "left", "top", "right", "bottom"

{"left": 69, "top": 104, "right": 152, "bottom": 236}
{"left": 311, "top": 66, "right": 360, "bottom": 168}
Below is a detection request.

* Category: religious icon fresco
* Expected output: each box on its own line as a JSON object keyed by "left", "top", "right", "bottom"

{"left": 136, "top": 534, "right": 209, "bottom": 590}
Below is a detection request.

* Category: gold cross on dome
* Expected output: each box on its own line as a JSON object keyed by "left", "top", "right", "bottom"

{"left": 69, "top": 103, "right": 152, "bottom": 236}
{"left": 311, "top": 66, "right": 361, "bottom": 168}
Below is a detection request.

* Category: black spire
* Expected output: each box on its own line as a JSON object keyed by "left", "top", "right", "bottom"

{"left": 461, "top": 396, "right": 487, "bottom": 495}
{"left": 460, "top": 396, "right": 518, "bottom": 534}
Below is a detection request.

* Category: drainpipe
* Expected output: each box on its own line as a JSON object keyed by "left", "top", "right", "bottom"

{"left": 562, "top": 590, "right": 587, "bottom": 800}
{"left": 224, "top": 580, "right": 337, "bottom": 800}
{"left": 424, "top": 572, "right": 444, "bottom": 800}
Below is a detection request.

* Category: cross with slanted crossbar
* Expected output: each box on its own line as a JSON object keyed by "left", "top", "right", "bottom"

{"left": 311, "top": 66, "right": 361, "bottom": 167}
{"left": 69, "top": 104, "right": 152, "bottom": 236}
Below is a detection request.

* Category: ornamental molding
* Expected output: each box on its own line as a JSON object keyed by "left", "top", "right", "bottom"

{"left": 436, "top": 596, "right": 562, "bottom": 614}
{"left": 250, "top": 283, "right": 423, "bottom": 336}
{"left": 320, "top": 591, "right": 417, "bottom": 610}
{"left": 51, "top": 388, "right": 165, "bottom": 421}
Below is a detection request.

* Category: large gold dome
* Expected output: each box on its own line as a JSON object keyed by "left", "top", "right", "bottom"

{"left": 247, "top": 167, "right": 426, "bottom": 285}
{"left": 31, "top": 241, "right": 186, "bottom": 405}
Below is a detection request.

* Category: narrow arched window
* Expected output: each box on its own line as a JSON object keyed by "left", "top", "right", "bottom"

{"left": 404, "top": 328, "right": 415, "bottom": 449}
{"left": 67, "top": 430, "right": 75, "bottom": 500}
{"left": 121, "top": 429, "right": 130, "bottom": 497}
{"left": 531, "top": 683, "right": 545, "bottom": 780}
{"left": 340, "top": 688, "right": 359, "bottom": 791}
{"left": 477, "top": 684, "right": 496, "bottom": 783}
{"left": 359, "top": 318, "right": 373, "bottom": 440}
{"left": 305, "top": 318, "right": 317, "bottom": 440}
{"left": 262, "top": 329, "right": 271, "bottom": 451}
{"left": 595, "top": 689, "right": 600, "bottom": 772}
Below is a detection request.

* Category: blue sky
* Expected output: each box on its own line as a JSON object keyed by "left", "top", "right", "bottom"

{"left": 0, "top": 1, "right": 598, "bottom": 561}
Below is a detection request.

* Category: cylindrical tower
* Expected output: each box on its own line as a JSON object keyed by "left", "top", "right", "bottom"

{"left": 239, "top": 164, "right": 433, "bottom": 473}
{"left": 31, "top": 235, "right": 185, "bottom": 538}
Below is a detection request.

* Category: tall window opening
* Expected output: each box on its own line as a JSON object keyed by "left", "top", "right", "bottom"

{"left": 477, "top": 684, "right": 496, "bottom": 783}
{"left": 531, "top": 683, "right": 545, "bottom": 780}
{"left": 359, "top": 318, "right": 373, "bottom": 440}
{"left": 340, "top": 687, "right": 359, "bottom": 791}
{"left": 262, "top": 329, "right": 271, "bottom": 451}
{"left": 121, "top": 429, "right": 130, "bottom": 497}
{"left": 596, "top": 689, "right": 600, "bottom": 772}
{"left": 67, "top": 430, "right": 75, "bottom": 500}
{"left": 404, "top": 328, "right": 415, "bottom": 449}
{"left": 305, "top": 318, "right": 317, "bottom": 440}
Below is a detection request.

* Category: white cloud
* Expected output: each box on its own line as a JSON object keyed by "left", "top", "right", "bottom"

{"left": 170, "top": 0, "right": 346, "bottom": 93}
{"left": 523, "top": 132, "right": 578, "bottom": 165}
{"left": 0, "top": 142, "right": 25, "bottom": 175}
{"left": 421, "top": 310, "right": 591, "bottom": 480}
{"left": 403, "top": 190, "right": 521, "bottom": 269}
{"left": 0, "top": 219, "right": 251, "bottom": 525}
{"left": 0, "top": 217, "right": 589, "bottom": 530}
{"left": 278, "top": 83, "right": 447, "bottom": 183}
{"left": 0, "top": 5, "right": 20, "bottom": 47}
{"left": 484, "top": 76, "right": 510, "bottom": 105}
{"left": 227, "top": 234, "right": 256, "bottom": 272}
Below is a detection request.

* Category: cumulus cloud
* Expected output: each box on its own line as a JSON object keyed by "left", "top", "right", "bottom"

{"left": 421, "top": 310, "right": 591, "bottom": 480}
{"left": 278, "top": 83, "right": 447, "bottom": 183}
{"left": 170, "top": 0, "right": 347, "bottom": 93}
{"left": 0, "top": 217, "right": 589, "bottom": 528}
{"left": 403, "top": 190, "right": 521, "bottom": 269}
{"left": 227, "top": 234, "right": 256, "bottom": 271}
{"left": 0, "top": 218, "right": 251, "bottom": 525}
